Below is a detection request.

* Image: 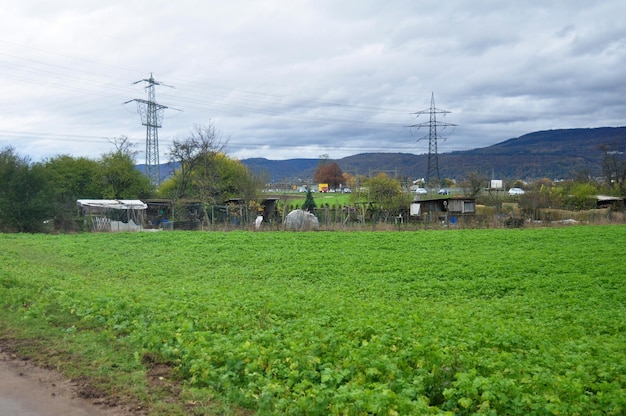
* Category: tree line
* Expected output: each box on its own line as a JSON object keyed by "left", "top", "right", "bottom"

{"left": 1, "top": 123, "right": 623, "bottom": 232}
{"left": 0, "top": 123, "right": 263, "bottom": 232}
{"left": 0, "top": 138, "right": 152, "bottom": 232}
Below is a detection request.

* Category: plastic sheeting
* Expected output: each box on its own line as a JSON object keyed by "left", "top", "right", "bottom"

{"left": 284, "top": 209, "right": 319, "bottom": 231}
{"left": 76, "top": 199, "right": 147, "bottom": 210}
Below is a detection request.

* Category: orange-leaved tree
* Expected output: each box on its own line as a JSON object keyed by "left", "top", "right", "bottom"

{"left": 313, "top": 161, "right": 344, "bottom": 189}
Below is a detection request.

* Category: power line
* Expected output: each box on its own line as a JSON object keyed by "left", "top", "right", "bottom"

{"left": 0, "top": 47, "right": 412, "bottom": 119}
{"left": 124, "top": 74, "right": 180, "bottom": 187}
{"left": 406, "top": 92, "right": 457, "bottom": 185}
{"left": 1, "top": 43, "right": 453, "bottom": 164}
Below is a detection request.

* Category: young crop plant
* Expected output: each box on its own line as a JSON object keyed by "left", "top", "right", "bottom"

{"left": 0, "top": 226, "right": 625, "bottom": 415}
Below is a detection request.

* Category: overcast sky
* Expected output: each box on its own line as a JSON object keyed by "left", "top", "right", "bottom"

{"left": 1, "top": 1, "right": 624, "bottom": 163}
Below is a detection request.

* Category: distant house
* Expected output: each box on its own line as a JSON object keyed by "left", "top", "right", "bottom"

{"left": 410, "top": 197, "right": 476, "bottom": 223}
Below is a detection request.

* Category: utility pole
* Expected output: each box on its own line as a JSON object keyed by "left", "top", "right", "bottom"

{"left": 407, "top": 92, "right": 456, "bottom": 186}
{"left": 124, "top": 73, "right": 176, "bottom": 187}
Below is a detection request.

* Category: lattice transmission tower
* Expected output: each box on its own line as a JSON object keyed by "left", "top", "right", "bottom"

{"left": 407, "top": 92, "right": 456, "bottom": 186}
{"left": 124, "top": 73, "right": 176, "bottom": 187}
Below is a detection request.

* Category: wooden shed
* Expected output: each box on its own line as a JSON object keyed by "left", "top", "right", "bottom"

{"left": 410, "top": 197, "right": 476, "bottom": 223}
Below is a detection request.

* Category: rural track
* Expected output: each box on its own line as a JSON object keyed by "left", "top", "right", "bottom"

{"left": 0, "top": 348, "right": 137, "bottom": 416}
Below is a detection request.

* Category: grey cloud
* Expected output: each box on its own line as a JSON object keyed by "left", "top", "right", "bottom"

{"left": 0, "top": 1, "right": 623, "bottom": 163}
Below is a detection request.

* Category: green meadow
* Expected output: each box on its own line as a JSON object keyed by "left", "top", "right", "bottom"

{"left": 1, "top": 226, "right": 625, "bottom": 415}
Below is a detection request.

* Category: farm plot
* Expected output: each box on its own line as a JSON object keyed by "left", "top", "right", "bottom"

{"left": 1, "top": 226, "right": 625, "bottom": 415}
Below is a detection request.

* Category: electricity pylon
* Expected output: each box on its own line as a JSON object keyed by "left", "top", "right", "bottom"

{"left": 124, "top": 73, "right": 175, "bottom": 187}
{"left": 407, "top": 92, "right": 456, "bottom": 186}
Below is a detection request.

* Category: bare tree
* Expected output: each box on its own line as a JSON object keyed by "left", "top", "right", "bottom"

{"left": 168, "top": 123, "right": 228, "bottom": 199}
{"left": 463, "top": 171, "right": 488, "bottom": 198}
{"left": 168, "top": 123, "right": 229, "bottom": 227}
{"left": 107, "top": 135, "right": 138, "bottom": 159}
{"left": 599, "top": 144, "right": 625, "bottom": 193}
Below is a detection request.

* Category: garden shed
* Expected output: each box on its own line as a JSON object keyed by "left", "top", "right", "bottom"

{"left": 77, "top": 199, "right": 147, "bottom": 232}
{"left": 410, "top": 197, "right": 476, "bottom": 223}
{"left": 595, "top": 195, "right": 625, "bottom": 209}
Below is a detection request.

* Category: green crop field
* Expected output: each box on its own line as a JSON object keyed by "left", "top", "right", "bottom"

{"left": 1, "top": 226, "right": 625, "bottom": 415}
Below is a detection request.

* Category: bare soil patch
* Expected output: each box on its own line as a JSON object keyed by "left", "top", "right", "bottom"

{"left": 0, "top": 338, "right": 144, "bottom": 416}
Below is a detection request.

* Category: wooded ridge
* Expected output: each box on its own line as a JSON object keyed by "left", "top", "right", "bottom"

{"left": 241, "top": 127, "right": 626, "bottom": 181}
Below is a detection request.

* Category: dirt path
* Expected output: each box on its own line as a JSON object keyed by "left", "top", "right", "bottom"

{"left": 0, "top": 349, "right": 138, "bottom": 416}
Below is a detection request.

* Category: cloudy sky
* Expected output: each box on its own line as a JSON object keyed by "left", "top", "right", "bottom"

{"left": 1, "top": 1, "right": 624, "bottom": 163}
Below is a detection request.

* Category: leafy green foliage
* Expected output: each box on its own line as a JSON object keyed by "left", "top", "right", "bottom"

{"left": 564, "top": 182, "right": 602, "bottom": 211}
{"left": 302, "top": 188, "right": 317, "bottom": 212}
{"left": 164, "top": 124, "right": 262, "bottom": 227}
{"left": 42, "top": 155, "right": 103, "bottom": 227}
{"left": 99, "top": 150, "right": 153, "bottom": 199}
{"left": 43, "top": 155, "right": 103, "bottom": 202}
{"left": 1, "top": 226, "right": 625, "bottom": 415}
{"left": 360, "top": 173, "right": 411, "bottom": 220}
{"left": 0, "top": 147, "right": 53, "bottom": 232}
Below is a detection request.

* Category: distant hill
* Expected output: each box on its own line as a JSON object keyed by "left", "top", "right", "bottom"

{"left": 243, "top": 158, "right": 319, "bottom": 181}
{"left": 242, "top": 127, "right": 626, "bottom": 182}
{"left": 135, "top": 161, "right": 179, "bottom": 182}
{"left": 140, "top": 127, "right": 626, "bottom": 182}
{"left": 445, "top": 127, "right": 626, "bottom": 179}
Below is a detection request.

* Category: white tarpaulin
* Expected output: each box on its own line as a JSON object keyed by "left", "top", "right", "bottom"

{"left": 284, "top": 209, "right": 319, "bottom": 231}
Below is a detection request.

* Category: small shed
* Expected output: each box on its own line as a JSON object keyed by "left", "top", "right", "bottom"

{"left": 410, "top": 197, "right": 476, "bottom": 223}
{"left": 144, "top": 199, "right": 175, "bottom": 229}
{"left": 77, "top": 199, "right": 147, "bottom": 232}
{"left": 595, "top": 195, "right": 625, "bottom": 209}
